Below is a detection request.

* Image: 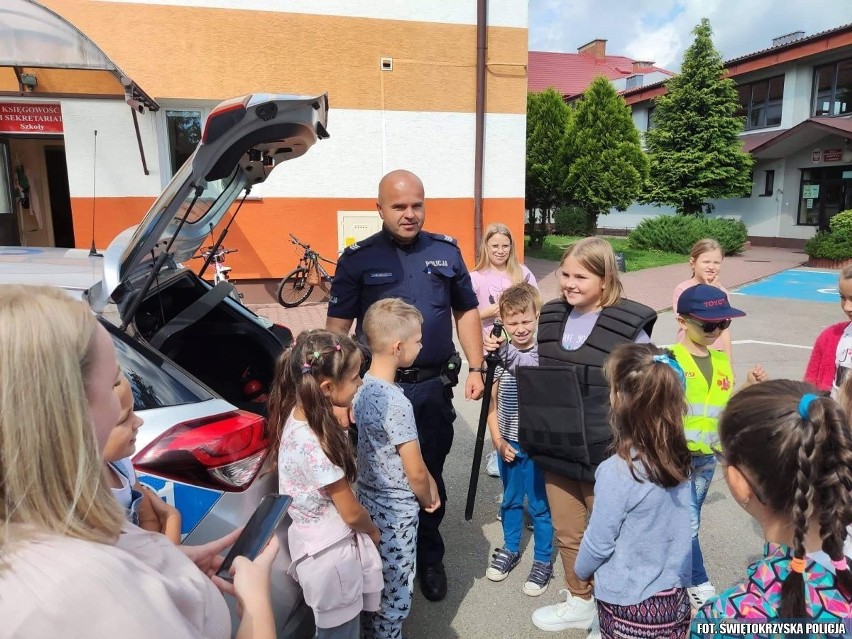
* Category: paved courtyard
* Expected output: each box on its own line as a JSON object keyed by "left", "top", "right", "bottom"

{"left": 251, "top": 246, "right": 843, "bottom": 638}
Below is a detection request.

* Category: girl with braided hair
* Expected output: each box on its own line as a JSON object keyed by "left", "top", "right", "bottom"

{"left": 269, "top": 330, "right": 383, "bottom": 639}
{"left": 694, "top": 380, "right": 852, "bottom": 627}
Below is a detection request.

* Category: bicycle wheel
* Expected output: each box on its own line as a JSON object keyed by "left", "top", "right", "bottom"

{"left": 277, "top": 267, "right": 314, "bottom": 307}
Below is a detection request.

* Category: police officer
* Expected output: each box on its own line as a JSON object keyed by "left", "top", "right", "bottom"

{"left": 326, "top": 169, "right": 485, "bottom": 602}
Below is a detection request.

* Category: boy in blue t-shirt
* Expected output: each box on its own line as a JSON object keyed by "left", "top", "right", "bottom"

{"left": 355, "top": 298, "right": 440, "bottom": 639}
{"left": 483, "top": 283, "right": 554, "bottom": 596}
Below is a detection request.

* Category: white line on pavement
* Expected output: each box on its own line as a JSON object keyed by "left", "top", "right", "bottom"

{"left": 732, "top": 339, "right": 811, "bottom": 350}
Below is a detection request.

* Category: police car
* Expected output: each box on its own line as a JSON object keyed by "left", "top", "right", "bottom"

{"left": 0, "top": 93, "right": 329, "bottom": 637}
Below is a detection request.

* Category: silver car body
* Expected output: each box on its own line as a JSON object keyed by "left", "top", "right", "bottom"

{"left": 0, "top": 93, "right": 329, "bottom": 638}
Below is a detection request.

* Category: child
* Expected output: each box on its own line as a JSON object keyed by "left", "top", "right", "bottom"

{"left": 483, "top": 283, "right": 554, "bottom": 596}
{"left": 673, "top": 239, "right": 732, "bottom": 362}
{"left": 576, "top": 343, "right": 693, "bottom": 639}
{"left": 805, "top": 264, "right": 852, "bottom": 397}
{"left": 470, "top": 223, "right": 539, "bottom": 479}
{"left": 519, "top": 237, "right": 657, "bottom": 633}
{"left": 103, "top": 374, "right": 181, "bottom": 543}
{"left": 354, "top": 298, "right": 440, "bottom": 639}
{"left": 270, "top": 330, "right": 384, "bottom": 639}
{"left": 672, "top": 283, "right": 767, "bottom": 609}
{"left": 694, "top": 381, "right": 852, "bottom": 628}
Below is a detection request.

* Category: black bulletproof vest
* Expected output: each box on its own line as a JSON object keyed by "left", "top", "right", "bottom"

{"left": 517, "top": 298, "right": 656, "bottom": 481}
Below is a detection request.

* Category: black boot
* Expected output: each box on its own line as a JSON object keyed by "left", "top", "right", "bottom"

{"left": 419, "top": 562, "right": 447, "bottom": 601}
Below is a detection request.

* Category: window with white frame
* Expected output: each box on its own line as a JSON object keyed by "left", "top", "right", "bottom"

{"left": 812, "top": 58, "right": 852, "bottom": 117}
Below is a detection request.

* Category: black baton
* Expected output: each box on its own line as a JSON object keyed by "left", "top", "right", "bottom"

{"left": 465, "top": 320, "right": 503, "bottom": 521}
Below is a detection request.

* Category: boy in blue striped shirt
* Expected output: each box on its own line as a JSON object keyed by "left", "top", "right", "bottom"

{"left": 483, "top": 283, "right": 554, "bottom": 596}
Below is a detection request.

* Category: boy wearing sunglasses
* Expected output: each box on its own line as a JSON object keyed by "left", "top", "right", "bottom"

{"left": 671, "top": 284, "right": 767, "bottom": 611}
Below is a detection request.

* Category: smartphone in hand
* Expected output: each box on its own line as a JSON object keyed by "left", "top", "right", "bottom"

{"left": 215, "top": 493, "right": 292, "bottom": 582}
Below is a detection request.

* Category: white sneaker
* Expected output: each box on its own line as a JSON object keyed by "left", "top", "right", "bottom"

{"left": 532, "top": 589, "right": 596, "bottom": 631}
{"left": 687, "top": 581, "right": 716, "bottom": 610}
{"left": 486, "top": 451, "right": 500, "bottom": 477}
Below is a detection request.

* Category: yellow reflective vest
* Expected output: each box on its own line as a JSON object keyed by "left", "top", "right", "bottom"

{"left": 670, "top": 343, "right": 734, "bottom": 455}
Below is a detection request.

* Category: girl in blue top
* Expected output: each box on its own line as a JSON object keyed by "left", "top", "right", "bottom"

{"left": 575, "top": 343, "right": 693, "bottom": 639}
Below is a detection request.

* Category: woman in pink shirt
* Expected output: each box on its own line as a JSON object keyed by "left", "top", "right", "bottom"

{"left": 0, "top": 285, "right": 277, "bottom": 639}
{"left": 672, "top": 238, "right": 733, "bottom": 363}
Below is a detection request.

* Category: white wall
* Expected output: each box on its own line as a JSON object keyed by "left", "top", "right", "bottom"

{"left": 61, "top": 98, "right": 163, "bottom": 198}
{"left": 712, "top": 159, "right": 784, "bottom": 238}
{"left": 247, "top": 110, "right": 527, "bottom": 199}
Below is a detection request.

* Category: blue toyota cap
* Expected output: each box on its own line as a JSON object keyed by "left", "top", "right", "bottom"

{"left": 677, "top": 284, "right": 746, "bottom": 321}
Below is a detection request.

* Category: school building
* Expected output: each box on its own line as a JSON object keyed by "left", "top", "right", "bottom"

{"left": 0, "top": 0, "right": 529, "bottom": 293}
{"left": 530, "top": 24, "right": 852, "bottom": 247}
{"left": 624, "top": 25, "right": 852, "bottom": 246}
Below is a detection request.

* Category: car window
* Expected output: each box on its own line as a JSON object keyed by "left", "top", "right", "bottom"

{"left": 102, "top": 321, "right": 214, "bottom": 410}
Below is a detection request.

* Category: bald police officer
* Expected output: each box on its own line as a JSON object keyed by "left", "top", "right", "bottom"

{"left": 326, "top": 169, "right": 485, "bottom": 602}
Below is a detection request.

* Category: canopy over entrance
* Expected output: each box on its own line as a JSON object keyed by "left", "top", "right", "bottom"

{"left": 750, "top": 117, "right": 852, "bottom": 159}
{"left": 0, "top": 0, "right": 158, "bottom": 111}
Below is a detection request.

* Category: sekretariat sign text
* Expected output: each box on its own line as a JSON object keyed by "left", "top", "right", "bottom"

{"left": 0, "top": 102, "right": 63, "bottom": 134}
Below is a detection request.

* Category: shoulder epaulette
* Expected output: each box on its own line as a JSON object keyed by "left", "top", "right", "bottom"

{"left": 342, "top": 235, "right": 376, "bottom": 255}
{"left": 428, "top": 232, "right": 457, "bottom": 246}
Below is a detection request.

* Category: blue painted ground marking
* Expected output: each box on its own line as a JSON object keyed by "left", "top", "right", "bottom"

{"left": 734, "top": 269, "right": 839, "bottom": 303}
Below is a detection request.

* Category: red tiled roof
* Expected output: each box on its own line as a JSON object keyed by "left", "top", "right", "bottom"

{"left": 740, "top": 129, "right": 787, "bottom": 153}
{"left": 528, "top": 50, "right": 673, "bottom": 96}
{"left": 747, "top": 116, "right": 852, "bottom": 155}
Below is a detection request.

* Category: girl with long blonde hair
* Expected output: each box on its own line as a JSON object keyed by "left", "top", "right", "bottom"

{"left": 471, "top": 223, "right": 538, "bottom": 336}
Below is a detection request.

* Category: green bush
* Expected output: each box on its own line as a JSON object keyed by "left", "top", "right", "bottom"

{"left": 627, "top": 215, "right": 746, "bottom": 255}
{"left": 554, "top": 205, "right": 590, "bottom": 236}
{"left": 702, "top": 218, "right": 748, "bottom": 256}
{"left": 829, "top": 209, "right": 852, "bottom": 237}
{"left": 804, "top": 230, "right": 852, "bottom": 261}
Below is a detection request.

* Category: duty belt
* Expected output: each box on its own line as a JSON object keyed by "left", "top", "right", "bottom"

{"left": 395, "top": 365, "right": 443, "bottom": 384}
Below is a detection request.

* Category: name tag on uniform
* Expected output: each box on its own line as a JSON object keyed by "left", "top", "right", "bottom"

{"left": 363, "top": 271, "right": 398, "bottom": 285}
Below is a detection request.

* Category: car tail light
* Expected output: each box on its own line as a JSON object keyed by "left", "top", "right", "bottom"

{"left": 202, "top": 96, "right": 250, "bottom": 144}
{"left": 133, "top": 411, "right": 269, "bottom": 492}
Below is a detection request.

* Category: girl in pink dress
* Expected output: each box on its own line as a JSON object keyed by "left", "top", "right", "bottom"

{"left": 269, "top": 330, "right": 383, "bottom": 639}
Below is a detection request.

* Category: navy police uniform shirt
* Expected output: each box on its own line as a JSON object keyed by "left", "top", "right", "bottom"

{"left": 328, "top": 229, "right": 479, "bottom": 367}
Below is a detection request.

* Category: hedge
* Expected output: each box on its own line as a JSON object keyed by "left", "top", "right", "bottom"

{"left": 627, "top": 216, "right": 747, "bottom": 256}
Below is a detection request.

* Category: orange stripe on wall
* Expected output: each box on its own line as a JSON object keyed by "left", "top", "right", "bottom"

{"left": 70, "top": 196, "right": 525, "bottom": 280}
{"left": 42, "top": 0, "right": 527, "bottom": 114}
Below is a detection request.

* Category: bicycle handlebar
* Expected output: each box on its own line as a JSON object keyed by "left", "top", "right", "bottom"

{"left": 289, "top": 234, "right": 337, "bottom": 266}
{"left": 192, "top": 247, "right": 237, "bottom": 259}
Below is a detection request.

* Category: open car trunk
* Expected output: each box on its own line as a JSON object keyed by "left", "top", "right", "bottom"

{"left": 131, "top": 270, "right": 285, "bottom": 414}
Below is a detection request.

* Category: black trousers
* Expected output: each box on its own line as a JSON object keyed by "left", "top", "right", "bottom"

{"left": 397, "top": 376, "right": 455, "bottom": 566}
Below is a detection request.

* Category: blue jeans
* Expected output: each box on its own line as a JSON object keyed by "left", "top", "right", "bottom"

{"left": 498, "top": 440, "right": 553, "bottom": 563}
{"left": 690, "top": 454, "right": 717, "bottom": 586}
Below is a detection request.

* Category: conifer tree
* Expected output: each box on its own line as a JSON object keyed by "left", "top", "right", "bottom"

{"left": 561, "top": 76, "right": 648, "bottom": 233}
{"left": 526, "top": 88, "right": 572, "bottom": 247}
{"left": 642, "top": 18, "right": 753, "bottom": 215}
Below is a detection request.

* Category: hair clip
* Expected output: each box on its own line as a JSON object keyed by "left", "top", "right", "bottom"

{"left": 789, "top": 556, "right": 806, "bottom": 574}
{"left": 798, "top": 393, "right": 819, "bottom": 420}
{"left": 652, "top": 353, "right": 686, "bottom": 389}
{"left": 301, "top": 362, "right": 313, "bottom": 374}
{"left": 832, "top": 558, "right": 849, "bottom": 572}
{"left": 333, "top": 343, "right": 341, "bottom": 352}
